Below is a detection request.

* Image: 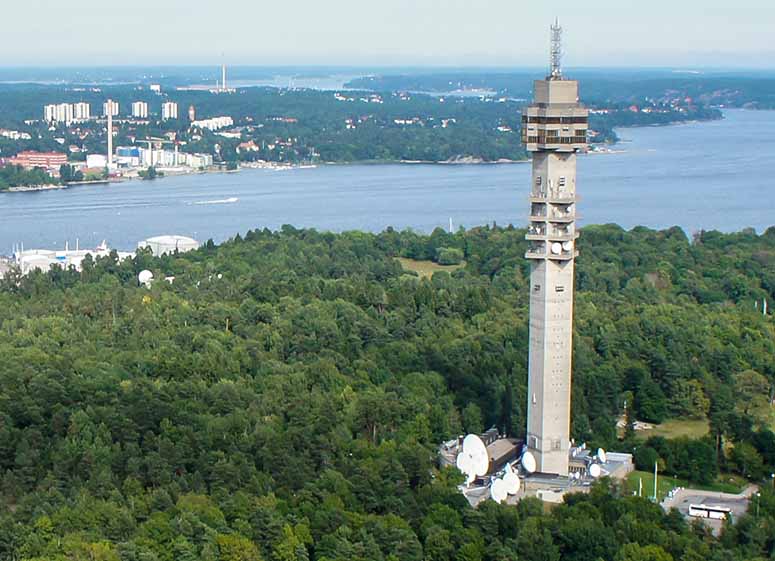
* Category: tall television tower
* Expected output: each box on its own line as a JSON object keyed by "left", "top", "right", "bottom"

{"left": 521, "top": 20, "right": 588, "bottom": 476}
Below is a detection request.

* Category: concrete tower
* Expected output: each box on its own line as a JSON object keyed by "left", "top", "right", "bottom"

{"left": 522, "top": 21, "right": 588, "bottom": 476}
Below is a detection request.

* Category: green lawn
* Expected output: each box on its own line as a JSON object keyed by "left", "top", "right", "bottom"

{"left": 397, "top": 258, "right": 465, "bottom": 279}
{"left": 642, "top": 419, "right": 710, "bottom": 440}
{"left": 625, "top": 470, "right": 745, "bottom": 502}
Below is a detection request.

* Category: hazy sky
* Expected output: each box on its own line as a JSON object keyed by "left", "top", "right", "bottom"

{"left": 5, "top": 0, "right": 774, "bottom": 67}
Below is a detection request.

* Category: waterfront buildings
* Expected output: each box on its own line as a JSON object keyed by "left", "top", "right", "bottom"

{"left": 162, "top": 102, "right": 179, "bottom": 120}
{"left": 10, "top": 151, "right": 68, "bottom": 171}
{"left": 132, "top": 101, "right": 149, "bottom": 119}
{"left": 522, "top": 22, "right": 588, "bottom": 476}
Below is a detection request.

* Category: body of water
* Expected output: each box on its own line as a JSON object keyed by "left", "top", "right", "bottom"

{"left": 0, "top": 110, "right": 772, "bottom": 252}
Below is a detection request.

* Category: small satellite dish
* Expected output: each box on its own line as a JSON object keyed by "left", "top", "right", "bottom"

{"left": 562, "top": 241, "right": 573, "bottom": 252}
{"left": 138, "top": 270, "right": 154, "bottom": 287}
{"left": 521, "top": 451, "right": 537, "bottom": 474}
{"left": 503, "top": 468, "right": 521, "bottom": 495}
{"left": 490, "top": 478, "right": 508, "bottom": 503}
{"left": 597, "top": 448, "right": 607, "bottom": 464}
{"left": 589, "top": 464, "right": 602, "bottom": 478}
{"left": 551, "top": 242, "right": 562, "bottom": 255}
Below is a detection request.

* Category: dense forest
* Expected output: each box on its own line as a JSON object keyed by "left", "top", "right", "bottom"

{"left": 1, "top": 224, "right": 775, "bottom": 560}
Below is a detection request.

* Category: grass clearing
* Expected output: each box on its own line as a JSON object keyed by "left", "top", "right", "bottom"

{"left": 397, "top": 258, "right": 464, "bottom": 279}
{"left": 624, "top": 470, "right": 745, "bottom": 502}
{"left": 643, "top": 419, "right": 710, "bottom": 440}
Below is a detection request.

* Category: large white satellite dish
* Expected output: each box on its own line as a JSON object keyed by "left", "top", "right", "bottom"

{"left": 490, "top": 478, "right": 508, "bottom": 503}
{"left": 521, "top": 451, "right": 537, "bottom": 474}
{"left": 589, "top": 464, "right": 602, "bottom": 479}
{"left": 503, "top": 468, "right": 521, "bottom": 495}
{"left": 456, "top": 434, "right": 489, "bottom": 484}
{"left": 562, "top": 241, "right": 573, "bottom": 252}
{"left": 597, "top": 448, "right": 607, "bottom": 464}
{"left": 462, "top": 434, "right": 489, "bottom": 475}
{"left": 551, "top": 242, "right": 563, "bottom": 255}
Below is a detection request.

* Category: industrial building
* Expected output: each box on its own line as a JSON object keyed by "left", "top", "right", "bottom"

{"left": 12, "top": 241, "right": 132, "bottom": 275}
{"left": 522, "top": 21, "right": 589, "bottom": 477}
{"left": 138, "top": 235, "right": 200, "bottom": 256}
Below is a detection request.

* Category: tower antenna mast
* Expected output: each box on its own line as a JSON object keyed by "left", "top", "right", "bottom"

{"left": 550, "top": 18, "right": 563, "bottom": 80}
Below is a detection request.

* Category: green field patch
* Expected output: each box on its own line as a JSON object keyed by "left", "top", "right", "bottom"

{"left": 397, "top": 257, "right": 464, "bottom": 279}
{"left": 625, "top": 470, "right": 745, "bottom": 502}
{"left": 641, "top": 419, "right": 711, "bottom": 440}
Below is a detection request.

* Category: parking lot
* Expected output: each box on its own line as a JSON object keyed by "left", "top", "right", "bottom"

{"left": 662, "top": 486, "right": 758, "bottom": 534}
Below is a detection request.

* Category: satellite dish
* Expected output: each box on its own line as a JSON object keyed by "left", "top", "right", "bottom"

{"left": 562, "top": 241, "right": 573, "bottom": 252}
{"left": 490, "top": 478, "right": 508, "bottom": 503}
{"left": 138, "top": 270, "right": 154, "bottom": 287}
{"left": 521, "top": 451, "right": 537, "bottom": 474}
{"left": 457, "top": 434, "right": 489, "bottom": 485}
{"left": 503, "top": 468, "right": 521, "bottom": 495}
{"left": 462, "top": 434, "right": 489, "bottom": 476}
{"left": 589, "top": 464, "right": 602, "bottom": 478}
{"left": 551, "top": 242, "right": 562, "bottom": 255}
{"left": 597, "top": 448, "right": 607, "bottom": 464}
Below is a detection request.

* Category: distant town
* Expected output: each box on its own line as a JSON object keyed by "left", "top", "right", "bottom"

{"left": 0, "top": 65, "right": 727, "bottom": 190}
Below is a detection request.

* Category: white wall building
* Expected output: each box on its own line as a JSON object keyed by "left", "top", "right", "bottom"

{"left": 86, "top": 154, "right": 108, "bottom": 169}
{"left": 161, "top": 102, "right": 179, "bottom": 120}
{"left": 131, "top": 101, "right": 149, "bottom": 119}
{"left": 191, "top": 116, "right": 234, "bottom": 131}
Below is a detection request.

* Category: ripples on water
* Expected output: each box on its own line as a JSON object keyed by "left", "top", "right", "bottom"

{"left": 0, "top": 110, "right": 772, "bottom": 251}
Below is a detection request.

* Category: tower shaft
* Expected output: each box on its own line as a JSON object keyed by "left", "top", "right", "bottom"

{"left": 521, "top": 37, "right": 588, "bottom": 475}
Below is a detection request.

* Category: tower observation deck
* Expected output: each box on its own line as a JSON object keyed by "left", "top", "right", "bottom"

{"left": 522, "top": 21, "right": 588, "bottom": 476}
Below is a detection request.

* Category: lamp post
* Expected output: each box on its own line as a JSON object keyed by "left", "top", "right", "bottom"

{"left": 755, "top": 492, "right": 761, "bottom": 517}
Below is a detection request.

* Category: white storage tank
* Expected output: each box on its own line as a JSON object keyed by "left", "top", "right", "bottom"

{"left": 138, "top": 235, "right": 200, "bottom": 257}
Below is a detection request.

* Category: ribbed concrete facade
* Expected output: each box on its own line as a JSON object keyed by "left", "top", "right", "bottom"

{"left": 522, "top": 72, "right": 588, "bottom": 475}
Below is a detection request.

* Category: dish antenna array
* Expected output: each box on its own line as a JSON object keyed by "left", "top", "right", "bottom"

{"left": 490, "top": 463, "right": 521, "bottom": 504}
{"left": 456, "top": 434, "right": 489, "bottom": 485}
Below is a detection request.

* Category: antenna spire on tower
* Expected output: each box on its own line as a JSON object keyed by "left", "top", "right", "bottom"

{"left": 550, "top": 18, "right": 563, "bottom": 80}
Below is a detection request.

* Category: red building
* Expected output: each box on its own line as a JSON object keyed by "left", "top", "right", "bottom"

{"left": 10, "top": 151, "right": 68, "bottom": 171}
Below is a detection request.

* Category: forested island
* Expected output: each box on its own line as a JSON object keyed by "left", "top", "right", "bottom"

{"left": 1, "top": 224, "right": 774, "bottom": 560}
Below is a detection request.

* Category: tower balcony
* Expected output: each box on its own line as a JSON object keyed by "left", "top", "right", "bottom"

{"left": 525, "top": 247, "right": 578, "bottom": 261}
{"left": 530, "top": 192, "right": 578, "bottom": 204}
